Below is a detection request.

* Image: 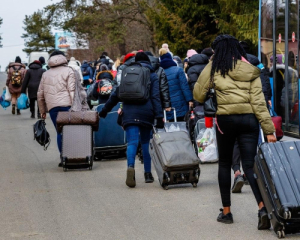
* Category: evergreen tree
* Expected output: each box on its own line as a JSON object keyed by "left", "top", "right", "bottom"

{"left": 216, "top": 0, "right": 259, "bottom": 45}
{"left": 21, "top": 10, "right": 55, "bottom": 54}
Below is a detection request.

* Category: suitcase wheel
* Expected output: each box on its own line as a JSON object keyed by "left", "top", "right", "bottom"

{"left": 162, "top": 184, "right": 169, "bottom": 190}
{"left": 283, "top": 211, "right": 292, "bottom": 220}
{"left": 277, "top": 230, "right": 285, "bottom": 239}
{"left": 192, "top": 182, "right": 197, "bottom": 188}
{"left": 63, "top": 167, "right": 67, "bottom": 172}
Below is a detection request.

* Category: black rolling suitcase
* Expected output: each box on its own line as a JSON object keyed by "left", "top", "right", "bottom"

{"left": 254, "top": 138, "right": 300, "bottom": 238}
{"left": 149, "top": 110, "right": 200, "bottom": 190}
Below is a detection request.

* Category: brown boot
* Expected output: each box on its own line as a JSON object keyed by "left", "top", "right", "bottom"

{"left": 17, "top": 109, "right": 21, "bottom": 115}
{"left": 12, "top": 104, "right": 15, "bottom": 115}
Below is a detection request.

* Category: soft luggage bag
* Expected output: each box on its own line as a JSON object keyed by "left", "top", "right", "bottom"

{"left": 56, "top": 111, "right": 99, "bottom": 133}
{"left": 149, "top": 115, "right": 200, "bottom": 190}
{"left": 269, "top": 108, "right": 284, "bottom": 141}
{"left": 254, "top": 140, "right": 300, "bottom": 238}
{"left": 93, "top": 103, "right": 126, "bottom": 159}
{"left": 61, "top": 125, "right": 94, "bottom": 171}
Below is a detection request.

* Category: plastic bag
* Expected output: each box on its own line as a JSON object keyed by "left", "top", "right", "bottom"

{"left": 5, "top": 87, "right": 11, "bottom": 101}
{"left": 17, "top": 93, "right": 29, "bottom": 110}
{"left": 0, "top": 89, "right": 11, "bottom": 109}
{"left": 196, "top": 127, "right": 218, "bottom": 163}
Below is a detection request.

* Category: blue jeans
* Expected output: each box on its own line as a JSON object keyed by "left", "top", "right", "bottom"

{"left": 49, "top": 106, "right": 71, "bottom": 153}
{"left": 125, "top": 125, "right": 152, "bottom": 173}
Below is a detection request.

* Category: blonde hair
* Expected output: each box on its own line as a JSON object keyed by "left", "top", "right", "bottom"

{"left": 159, "top": 48, "right": 168, "bottom": 56}
{"left": 113, "top": 58, "right": 121, "bottom": 69}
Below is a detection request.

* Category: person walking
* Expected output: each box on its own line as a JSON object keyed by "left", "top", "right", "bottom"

{"left": 98, "top": 52, "right": 163, "bottom": 188}
{"left": 81, "top": 60, "right": 93, "bottom": 87}
{"left": 6, "top": 56, "right": 26, "bottom": 115}
{"left": 38, "top": 51, "right": 75, "bottom": 166}
{"left": 39, "top": 57, "right": 49, "bottom": 71}
{"left": 231, "top": 43, "right": 273, "bottom": 194}
{"left": 160, "top": 48, "right": 193, "bottom": 121}
{"left": 68, "top": 57, "right": 83, "bottom": 84}
{"left": 193, "top": 35, "right": 276, "bottom": 229}
{"left": 145, "top": 51, "right": 171, "bottom": 111}
{"left": 21, "top": 60, "right": 45, "bottom": 119}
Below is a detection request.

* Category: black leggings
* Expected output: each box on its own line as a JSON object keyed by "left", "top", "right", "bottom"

{"left": 216, "top": 114, "right": 263, "bottom": 207}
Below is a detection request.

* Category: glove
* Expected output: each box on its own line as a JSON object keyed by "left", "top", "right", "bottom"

{"left": 156, "top": 118, "right": 164, "bottom": 129}
{"left": 99, "top": 109, "right": 107, "bottom": 118}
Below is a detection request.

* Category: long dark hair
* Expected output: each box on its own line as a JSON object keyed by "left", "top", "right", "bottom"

{"left": 210, "top": 35, "right": 247, "bottom": 80}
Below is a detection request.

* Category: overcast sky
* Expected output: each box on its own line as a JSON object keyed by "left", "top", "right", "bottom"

{"left": 0, "top": 0, "right": 60, "bottom": 71}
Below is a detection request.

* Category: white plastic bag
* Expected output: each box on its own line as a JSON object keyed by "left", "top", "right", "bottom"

{"left": 196, "top": 127, "right": 218, "bottom": 163}
{"left": 4, "top": 87, "right": 11, "bottom": 101}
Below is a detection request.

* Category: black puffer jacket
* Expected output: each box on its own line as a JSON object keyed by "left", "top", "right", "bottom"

{"left": 149, "top": 56, "right": 171, "bottom": 108}
{"left": 186, "top": 54, "right": 209, "bottom": 91}
{"left": 21, "top": 62, "right": 45, "bottom": 99}
{"left": 247, "top": 54, "right": 272, "bottom": 104}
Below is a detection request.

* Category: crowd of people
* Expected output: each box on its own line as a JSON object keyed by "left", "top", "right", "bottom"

{"left": 3, "top": 34, "right": 277, "bottom": 231}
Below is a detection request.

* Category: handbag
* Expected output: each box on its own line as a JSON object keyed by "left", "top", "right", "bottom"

{"left": 33, "top": 120, "right": 51, "bottom": 151}
{"left": 56, "top": 111, "right": 99, "bottom": 133}
{"left": 204, "top": 76, "right": 217, "bottom": 117}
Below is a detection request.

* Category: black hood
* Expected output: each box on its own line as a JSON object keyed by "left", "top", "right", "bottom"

{"left": 29, "top": 62, "right": 42, "bottom": 69}
{"left": 148, "top": 56, "right": 160, "bottom": 71}
{"left": 246, "top": 54, "right": 260, "bottom": 66}
{"left": 188, "top": 54, "right": 209, "bottom": 66}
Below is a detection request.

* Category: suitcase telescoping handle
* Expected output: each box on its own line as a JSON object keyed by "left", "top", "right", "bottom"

{"left": 164, "top": 108, "right": 177, "bottom": 122}
{"left": 260, "top": 126, "right": 276, "bottom": 144}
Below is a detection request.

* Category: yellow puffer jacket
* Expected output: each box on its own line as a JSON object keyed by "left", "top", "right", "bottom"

{"left": 193, "top": 60, "right": 275, "bottom": 135}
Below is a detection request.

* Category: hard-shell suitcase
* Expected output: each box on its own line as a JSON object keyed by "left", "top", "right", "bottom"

{"left": 254, "top": 140, "right": 300, "bottom": 238}
{"left": 61, "top": 125, "right": 94, "bottom": 171}
{"left": 150, "top": 111, "right": 200, "bottom": 190}
{"left": 94, "top": 103, "right": 127, "bottom": 159}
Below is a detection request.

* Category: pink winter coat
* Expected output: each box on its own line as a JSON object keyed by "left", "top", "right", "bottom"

{"left": 37, "top": 55, "right": 75, "bottom": 114}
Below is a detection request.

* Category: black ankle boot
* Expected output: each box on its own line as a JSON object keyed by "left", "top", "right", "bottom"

{"left": 144, "top": 172, "right": 154, "bottom": 183}
{"left": 17, "top": 109, "right": 21, "bottom": 115}
{"left": 30, "top": 112, "right": 35, "bottom": 118}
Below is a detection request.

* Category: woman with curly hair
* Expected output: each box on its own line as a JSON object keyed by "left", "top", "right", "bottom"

{"left": 193, "top": 35, "right": 276, "bottom": 229}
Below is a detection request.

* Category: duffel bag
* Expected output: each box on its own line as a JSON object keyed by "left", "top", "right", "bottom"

{"left": 56, "top": 111, "right": 99, "bottom": 133}
{"left": 269, "top": 108, "right": 283, "bottom": 141}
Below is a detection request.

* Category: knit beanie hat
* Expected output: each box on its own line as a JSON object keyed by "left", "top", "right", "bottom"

{"left": 50, "top": 50, "right": 65, "bottom": 58}
{"left": 39, "top": 56, "right": 46, "bottom": 64}
{"left": 15, "top": 56, "right": 21, "bottom": 63}
{"left": 70, "top": 57, "right": 76, "bottom": 61}
{"left": 160, "top": 52, "right": 172, "bottom": 60}
{"left": 135, "top": 52, "right": 150, "bottom": 63}
{"left": 187, "top": 49, "right": 198, "bottom": 58}
{"left": 123, "top": 53, "right": 136, "bottom": 63}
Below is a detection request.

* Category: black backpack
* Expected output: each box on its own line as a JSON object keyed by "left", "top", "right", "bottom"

{"left": 119, "top": 62, "right": 151, "bottom": 104}
{"left": 33, "top": 120, "right": 51, "bottom": 150}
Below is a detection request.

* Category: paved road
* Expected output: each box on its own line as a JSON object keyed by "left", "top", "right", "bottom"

{"left": 0, "top": 72, "right": 299, "bottom": 240}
